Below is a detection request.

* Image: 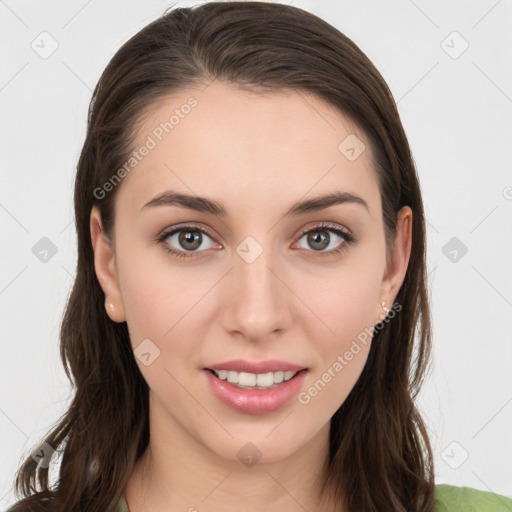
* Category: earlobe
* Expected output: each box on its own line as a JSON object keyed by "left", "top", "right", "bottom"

{"left": 375, "top": 206, "right": 413, "bottom": 324}
{"left": 90, "top": 206, "right": 126, "bottom": 322}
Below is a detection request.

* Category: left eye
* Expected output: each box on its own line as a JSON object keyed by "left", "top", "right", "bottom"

{"left": 295, "top": 224, "right": 353, "bottom": 253}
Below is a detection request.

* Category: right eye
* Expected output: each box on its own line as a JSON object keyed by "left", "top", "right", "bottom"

{"left": 156, "top": 224, "right": 221, "bottom": 259}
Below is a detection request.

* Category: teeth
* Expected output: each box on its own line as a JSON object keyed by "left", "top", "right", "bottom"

{"left": 212, "top": 369, "right": 299, "bottom": 389}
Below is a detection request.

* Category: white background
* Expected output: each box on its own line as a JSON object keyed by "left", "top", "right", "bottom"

{"left": 1, "top": 0, "right": 511, "bottom": 508}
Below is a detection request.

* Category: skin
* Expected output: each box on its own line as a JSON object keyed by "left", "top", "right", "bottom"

{"left": 90, "top": 81, "right": 412, "bottom": 512}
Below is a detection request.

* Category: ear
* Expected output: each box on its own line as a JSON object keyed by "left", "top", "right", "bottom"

{"left": 90, "top": 205, "right": 126, "bottom": 322}
{"left": 375, "top": 206, "right": 412, "bottom": 323}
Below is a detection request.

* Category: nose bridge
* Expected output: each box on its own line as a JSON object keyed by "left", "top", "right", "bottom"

{"left": 223, "top": 235, "right": 289, "bottom": 338}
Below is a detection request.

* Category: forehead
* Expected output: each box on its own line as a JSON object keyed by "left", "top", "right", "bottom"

{"left": 115, "top": 81, "right": 381, "bottom": 221}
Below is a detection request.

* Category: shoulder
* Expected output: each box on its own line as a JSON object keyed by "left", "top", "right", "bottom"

{"left": 115, "top": 494, "right": 130, "bottom": 512}
{"left": 434, "top": 484, "right": 512, "bottom": 511}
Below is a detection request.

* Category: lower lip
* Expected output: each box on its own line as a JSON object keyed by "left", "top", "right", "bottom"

{"left": 203, "top": 369, "right": 308, "bottom": 415}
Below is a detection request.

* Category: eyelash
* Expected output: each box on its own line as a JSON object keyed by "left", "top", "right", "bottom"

{"left": 154, "top": 222, "right": 355, "bottom": 260}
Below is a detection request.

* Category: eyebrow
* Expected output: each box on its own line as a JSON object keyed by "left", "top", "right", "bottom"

{"left": 141, "top": 189, "right": 369, "bottom": 217}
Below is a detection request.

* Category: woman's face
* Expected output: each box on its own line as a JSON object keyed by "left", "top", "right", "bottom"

{"left": 91, "top": 81, "right": 411, "bottom": 465}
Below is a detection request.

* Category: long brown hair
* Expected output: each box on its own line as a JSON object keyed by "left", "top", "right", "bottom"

{"left": 9, "top": 2, "right": 435, "bottom": 511}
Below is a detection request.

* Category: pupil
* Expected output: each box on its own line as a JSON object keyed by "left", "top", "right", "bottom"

{"left": 308, "top": 231, "right": 329, "bottom": 250}
{"left": 180, "top": 230, "right": 201, "bottom": 250}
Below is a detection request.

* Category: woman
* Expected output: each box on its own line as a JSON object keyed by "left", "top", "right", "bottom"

{"left": 8, "top": 2, "right": 512, "bottom": 511}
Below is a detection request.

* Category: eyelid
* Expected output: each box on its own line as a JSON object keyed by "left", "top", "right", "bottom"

{"left": 156, "top": 222, "right": 218, "bottom": 241}
{"left": 295, "top": 220, "right": 353, "bottom": 240}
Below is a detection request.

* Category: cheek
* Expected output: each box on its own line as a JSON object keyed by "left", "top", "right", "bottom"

{"left": 117, "top": 259, "right": 203, "bottom": 396}
{"left": 114, "top": 237, "right": 181, "bottom": 353}
{"left": 116, "top": 244, "right": 214, "bottom": 355}
{"left": 294, "top": 258, "right": 382, "bottom": 346}
{"left": 292, "top": 253, "right": 382, "bottom": 411}
{"left": 296, "top": 284, "right": 376, "bottom": 418}
{"left": 119, "top": 268, "right": 169, "bottom": 343}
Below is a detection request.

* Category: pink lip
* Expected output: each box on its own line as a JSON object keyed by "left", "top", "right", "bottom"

{"left": 204, "top": 359, "right": 306, "bottom": 373}
{"left": 203, "top": 368, "right": 308, "bottom": 414}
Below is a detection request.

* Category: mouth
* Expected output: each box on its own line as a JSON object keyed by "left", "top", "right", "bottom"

{"left": 205, "top": 367, "right": 307, "bottom": 390}
{"left": 203, "top": 367, "right": 309, "bottom": 414}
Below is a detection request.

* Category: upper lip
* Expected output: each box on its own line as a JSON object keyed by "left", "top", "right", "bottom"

{"left": 205, "top": 359, "right": 307, "bottom": 374}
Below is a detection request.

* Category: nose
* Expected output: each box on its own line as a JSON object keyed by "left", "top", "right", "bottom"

{"left": 219, "top": 242, "right": 292, "bottom": 342}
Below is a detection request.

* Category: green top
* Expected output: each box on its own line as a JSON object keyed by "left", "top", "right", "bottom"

{"left": 433, "top": 484, "right": 512, "bottom": 511}
{"left": 115, "top": 484, "right": 512, "bottom": 511}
